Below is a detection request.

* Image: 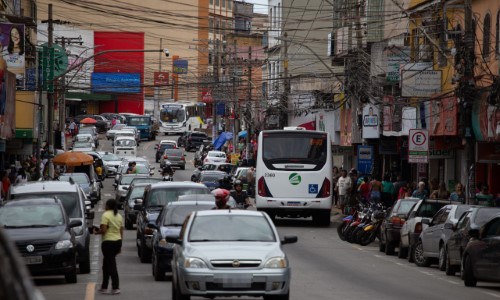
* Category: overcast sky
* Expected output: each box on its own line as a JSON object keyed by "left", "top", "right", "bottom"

{"left": 247, "top": 0, "right": 268, "bottom": 14}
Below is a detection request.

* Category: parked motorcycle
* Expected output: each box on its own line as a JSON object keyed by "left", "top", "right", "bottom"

{"left": 337, "top": 204, "right": 364, "bottom": 241}
{"left": 357, "top": 205, "right": 387, "bottom": 246}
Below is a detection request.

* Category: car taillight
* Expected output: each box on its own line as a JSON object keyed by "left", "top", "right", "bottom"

{"left": 181, "top": 156, "right": 185, "bottom": 160}
{"left": 144, "top": 227, "right": 154, "bottom": 235}
{"left": 391, "top": 216, "right": 405, "bottom": 225}
{"left": 258, "top": 177, "right": 266, "bottom": 197}
{"left": 164, "top": 155, "right": 168, "bottom": 159}
{"left": 204, "top": 158, "right": 208, "bottom": 163}
{"left": 414, "top": 222, "right": 423, "bottom": 234}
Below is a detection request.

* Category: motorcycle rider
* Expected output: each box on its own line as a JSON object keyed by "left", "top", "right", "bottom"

{"left": 212, "top": 188, "right": 232, "bottom": 209}
{"left": 231, "top": 180, "right": 251, "bottom": 209}
{"left": 218, "top": 175, "right": 233, "bottom": 190}
{"left": 161, "top": 161, "right": 174, "bottom": 181}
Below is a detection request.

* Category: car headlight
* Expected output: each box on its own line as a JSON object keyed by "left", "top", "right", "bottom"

{"left": 72, "top": 225, "right": 84, "bottom": 236}
{"left": 264, "top": 257, "right": 287, "bottom": 268}
{"left": 184, "top": 257, "right": 207, "bottom": 269}
{"left": 159, "top": 238, "right": 175, "bottom": 249}
{"left": 55, "top": 240, "right": 73, "bottom": 250}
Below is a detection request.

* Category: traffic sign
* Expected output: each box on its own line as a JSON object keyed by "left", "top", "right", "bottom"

{"left": 408, "top": 129, "right": 429, "bottom": 163}
{"left": 154, "top": 71, "right": 169, "bottom": 85}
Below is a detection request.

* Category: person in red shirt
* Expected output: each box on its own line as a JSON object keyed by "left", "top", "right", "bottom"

{"left": 1, "top": 171, "right": 11, "bottom": 199}
{"left": 358, "top": 176, "right": 371, "bottom": 204}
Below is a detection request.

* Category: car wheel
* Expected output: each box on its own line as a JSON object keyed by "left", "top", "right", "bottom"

{"left": 79, "top": 246, "right": 91, "bottom": 274}
{"left": 312, "top": 211, "right": 330, "bottom": 227}
{"left": 463, "top": 255, "right": 477, "bottom": 287}
{"left": 398, "top": 240, "right": 408, "bottom": 259}
{"left": 385, "top": 240, "right": 395, "bottom": 256}
{"left": 181, "top": 165, "right": 185, "bottom": 170}
{"left": 65, "top": 256, "right": 78, "bottom": 283}
{"left": 125, "top": 217, "right": 133, "bottom": 230}
{"left": 445, "top": 247, "right": 458, "bottom": 276}
{"left": 139, "top": 237, "right": 152, "bottom": 263}
{"left": 173, "top": 280, "right": 190, "bottom": 300}
{"left": 153, "top": 252, "right": 166, "bottom": 281}
{"left": 414, "top": 240, "right": 431, "bottom": 267}
{"left": 438, "top": 245, "right": 447, "bottom": 271}
{"left": 407, "top": 244, "right": 415, "bottom": 263}
{"left": 264, "top": 291, "right": 290, "bottom": 300}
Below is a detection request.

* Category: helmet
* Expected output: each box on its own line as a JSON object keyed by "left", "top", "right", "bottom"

{"left": 234, "top": 180, "right": 243, "bottom": 188}
{"left": 212, "top": 188, "right": 230, "bottom": 204}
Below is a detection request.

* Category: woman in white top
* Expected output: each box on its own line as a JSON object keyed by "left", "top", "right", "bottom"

{"left": 15, "top": 168, "right": 28, "bottom": 185}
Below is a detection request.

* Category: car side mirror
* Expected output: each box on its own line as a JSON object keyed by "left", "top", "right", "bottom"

{"left": 69, "top": 220, "right": 83, "bottom": 228}
{"left": 86, "top": 211, "right": 95, "bottom": 220}
{"left": 150, "top": 171, "right": 154, "bottom": 176}
{"left": 468, "top": 228, "right": 480, "bottom": 239}
{"left": 281, "top": 235, "right": 298, "bottom": 245}
{"left": 421, "top": 219, "right": 430, "bottom": 225}
{"left": 123, "top": 186, "right": 129, "bottom": 190}
{"left": 133, "top": 199, "right": 143, "bottom": 211}
{"left": 444, "top": 223, "right": 455, "bottom": 230}
{"left": 166, "top": 233, "right": 182, "bottom": 245}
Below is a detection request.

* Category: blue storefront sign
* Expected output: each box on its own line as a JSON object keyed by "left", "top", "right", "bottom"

{"left": 25, "top": 68, "right": 37, "bottom": 91}
{"left": 216, "top": 102, "right": 225, "bottom": 116}
{"left": 91, "top": 73, "right": 141, "bottom": 93}
{"left": 173, "top": 60, "right": 188, "bottom": 74}
{"left": 357, "top": 145, "right": 373, "bottom": 175}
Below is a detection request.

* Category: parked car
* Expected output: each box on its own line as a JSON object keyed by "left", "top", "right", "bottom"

{"left": 160, "top": 148, "right": 186, "bottom": 169}
{"left": 123, "top": 183, "right": 150, "bottom": 230}
{"left": 59, "top": 172, "right": 102, "bottom": 202}
{"left": 462, "top": 213, "right": 500, "bottom": 287}
{"left": 184, "top": 131, "right": 209, "bottom": 151}
{"left": 0, "top": 226, "right": 46, "bottom": 300}
{"left": 399, "top": 199, "right": 450, "bottom": 262}
{"left": 379, "top": 197, "right": 420, "bottom": 255}
{"left": 191, "top": 164, "right": 218, "bottom": 182}
{"left": 101, "top": 113, "right": 126, "bottom": 125}
{"left": 414, "top": 204, "right": 471, "bottom": 268}
{"left": 135, "top": 182, "right": 211, "bottom": 263}
{"left": 168, "top": 210, "right": 297, "bottom": 299}
{"left": 71, "top": 114, "right": 109, "bottom": 133}
{"left": 177, "top": 131, "right": 191, "bottom": 148}
{"left": 0, "top": 198, "right": 82, "bottom": 283}
{"left": 445, "top": 207, "right": 500, "bottom": 276}
{"left": 149, "top": 200, "right": 215, "bottom": 281}
{"left": 198, "top": 170, "right": 227, "bottom": 191}
{"left": 203, "top": 150, "right": 227, "bottom": 165}
{"left": 105, "top": 124, "right": 127, "bottom": 140}
{"left": 7, "top": 181, "right": 94, "bottom": 275}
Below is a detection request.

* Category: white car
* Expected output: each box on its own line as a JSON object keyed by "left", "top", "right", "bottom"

{"left": 75, "top": 133, "right": 93, "bottom": 143}
{"left": 203, "top": 150, "right": 227, "bottom": 165}
{"left": 72, "top": 141, "right": 95, "bottom": 152}
{"left": 114, "top": 136, "right": 137, "bottom": 156}
{"left": 106, "top": 124, "right": 127, "bottom": 140}
{"left": 112, "top": 130, "right": 136, "bottom": 146}
{"left": 159, "top": 139, "right": 177, "bottom": 148}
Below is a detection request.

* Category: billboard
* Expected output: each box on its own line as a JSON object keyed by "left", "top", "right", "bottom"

{"left": 173, "top": 59, "right": 188, "bottom": 74}
{"left": 0, "top": 23, "right": 25, "bottom": 88}
{"left": 91, "top": 73, "right": 141, "bottom": 93}
{"left": 0, "top": 71, "right": 16, "bottom": 139}
{"left": 362, "top": 104, "right": 380, "bottom": 139}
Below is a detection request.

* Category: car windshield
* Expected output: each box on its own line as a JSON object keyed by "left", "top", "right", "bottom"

{"left": 79, "top": 129, "right": 94, "bottom": 134}
{"left": 208, "top": 152, "right": 226, "bottom": 158}
{"left": 59, "top": 174, "right": 90, "bottom": 185}
{"left": 111, "top": 124, "right": 126, "bottom": 131}
{"left": 200, "top": 173, "right": 225, "bottom": 182}
{"left": 121, "top": 176, "right": 148, "bottom": 185}
{"left": 417, "top": 202, "right": 449, "bottom": 218}
{"left": 396, "top": 199, "right": 419, "bottom": 214}
{"left": 76, "top": 135, "right": 93, "bottom": 142}
{"left": 127, "top": 117, "right": 149, "bottom": 126}
{"left": 189, "top": 215, "right": 276, "bottom": 242}
{"left": 11, "top": 193, "right": 82, "bottom": 218}
{"left": 163, "top": 204, "right": 215, "bottom": 226}
{"left": 474, "top": 208, "right": 500, "bottom": 226}
{"left": 159, "top": 144, "right": 175, "bottom": 152}
{"left": 74, "top": 141, "right": 92, "bottom": 148}
{"left": 128, "top": 186, "right": 146, "bottom": 199}
{"left": 148, "top": 187, "right": 210, "bottom": 207}
{"left": 102, "top": 153, "right": 121, "bottom": 161}
{"left": 115, "top": 139, "right": 136, "bottom": 147}
{"left": 131, "top": 178, "right": 162, "bottom": 185}
{"left": 0, "top": 204, "right": 65, "bottom": 227}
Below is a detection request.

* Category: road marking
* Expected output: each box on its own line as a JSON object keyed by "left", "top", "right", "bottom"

{"left": 104, "top": 193, "right": 112, "bottom": 197}
{"left": 85, "top": 282, "right": 95, "bottom": 300}
{"left": 483, "top": 292, "right": 500, "bottom": 298}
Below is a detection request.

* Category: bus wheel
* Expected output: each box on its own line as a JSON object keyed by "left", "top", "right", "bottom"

{"left": 313, "top": 211, "right": 331, "bottom": 227}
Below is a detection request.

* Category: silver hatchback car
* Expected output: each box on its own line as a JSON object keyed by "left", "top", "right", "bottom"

{"left": 168, "top": 210, "right": 297, "bottom": 300}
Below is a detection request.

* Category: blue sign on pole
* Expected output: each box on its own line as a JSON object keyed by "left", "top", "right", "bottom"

{"left": 357, "top": 145, "right": 373, "bottom": 175}
{"left": 216, "top": 102, "right": 225, "bottom": 116}
{"left": 173, "top": 60, "right": 188, "bottom": 74}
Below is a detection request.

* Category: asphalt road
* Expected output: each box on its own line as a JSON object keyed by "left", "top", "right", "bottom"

{"left": 35, "top": 135, "right": 500, "bottom": 300}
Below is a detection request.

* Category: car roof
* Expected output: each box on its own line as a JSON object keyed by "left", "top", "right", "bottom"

{"left": 150, "top": 182, "right": 209, "bottom": 189}
{"left": 160, "top": 140, "right": 176, "bottom": 144}
{"left": 177, "top": 194, "right": 215, "bottom": 202}
{"left": 195, "top": 210, "right": 266, "bottom": 217}
{"left": 3, "top": 197, "right": 61, "bottom": 206}
{"left": 167, "top": 200, "right": 215, "bottom": 207}
{"left": 200, "top": 170, "right": 227, "bottom": 175}
{"left": 208, "top": 151, "right": 225, "bottom": 154}
{"left": 10, "top": 181, "right": 79, "bottom": 194}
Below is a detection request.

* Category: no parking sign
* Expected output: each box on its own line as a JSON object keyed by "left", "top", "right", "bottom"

{"left": 408, "top": 129, "right": 429, "bottom": 163}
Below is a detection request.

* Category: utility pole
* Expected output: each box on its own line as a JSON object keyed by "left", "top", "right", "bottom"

{"left": 245, "top": 46, "right": 252, "bottom": 160}
{"left": 47, "top": 4, "right": 54, "bottom": 178}
{"left": 212, "top": 40, "right": 219, "bottom": 139}
{"left": 463, "top": 0, "right": 475, "bottom": 204}
{"left": 232, "top": 40, "right": 237, "bottom": 151}
{"left": 282, "top": 32, "right": 289, "bottom": 128}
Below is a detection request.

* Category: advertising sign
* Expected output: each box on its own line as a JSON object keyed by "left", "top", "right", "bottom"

{"left": 154, "top": 71, "right": 169, "bottom": 85}
{"left": 408, "top": 129, "right": 429, "bottom": 163}
{"left": 386, "top": 47, "right": 410, "bottom": 82}
{"left": 0, "top": 23, "right": 25, "bottom": 88}
{"left": 357, "top": 145, "right": 373, "bottom": 174}
{"left": 173, "top": 59, "right": 188, "bottom": 74}
{"left": 0, "top": 71, "right": 16, "bottom": 139}
{"left": 91, "top": 73, "right": 141, "bottom": 93}
{"left": 401, "top": 69, "right": 442, "bottom": 98}
{"left": 362, "top": 104, "right": 380, "bottom": 139}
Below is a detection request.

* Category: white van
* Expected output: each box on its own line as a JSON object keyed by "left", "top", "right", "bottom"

{"left": 114, "top": 136, "right": 137, "bottom": 156}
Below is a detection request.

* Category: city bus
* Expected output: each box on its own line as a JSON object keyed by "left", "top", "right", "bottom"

{"left": 159, "top": 102, "right": 206, "bottom": 135}
{"left": 255, "top": 127, "right": 333, "bottom": 225}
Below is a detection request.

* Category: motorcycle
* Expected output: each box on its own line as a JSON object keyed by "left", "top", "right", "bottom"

{"left": 337, "top": 203, "right": 364, "bottom": 241}
{"left": 357, "top": 206, "right": 387, "bottom": 246}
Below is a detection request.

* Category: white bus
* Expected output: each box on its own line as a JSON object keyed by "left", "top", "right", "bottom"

{"left": 159, "top": 102, "right": 206, "bottom": 135}
{"left": 255, "top": 127, "right": 333, "bottom": 225}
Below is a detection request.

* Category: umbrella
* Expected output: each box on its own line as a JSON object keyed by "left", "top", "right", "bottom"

{"left": 212, "top": 132, "right": 234, "bottom": 150}
{"left": 53, "top": 152, "right": 94, "bottom": 167}
{"left": 80, "top": 117, "right": 97, "bottom": 124}
{"left": 238, "top": 130, "right": 247, "bottom": 138}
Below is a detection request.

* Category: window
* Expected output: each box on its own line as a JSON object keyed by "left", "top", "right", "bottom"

{"left": 210, "top": 0, "right": 213, "bottom": 4}
{"left": 273, "top": 6, "right": 276, "bottom": 28}
{"left": 277, "top": 3, "right": 281, "bottom": 28}
{"left": 209, "top": 18, "right": 213, "bottom": 33}
{"left": 228, "top": 0, "right": 231, "bottom": 10}
{"left": 216, "top": 19, "right": 220, "bottom": 34}
{"left": 483, "top": 13, "right": 491, "bottom": 59}
{"left": 215, "top": 0, "right": 219, "bottom": 6}
{"left": 269, "top": 8, "right": 272, "bottom": 29}
{"left": 222, "top": 0, "right": 225, "bottom": 8}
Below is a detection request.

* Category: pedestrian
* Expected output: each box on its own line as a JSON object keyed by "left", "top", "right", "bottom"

{"left": 412, "top": 181, "right": 428, "bottom": 199}
{"left": 392, "top": 175, "right": 407, "bottom": 200}
{"left": 381, "top": 174, "right": 395, "bottom": 207}
{"left": 131, "top": 162, "right": 138, "bottom": 174}
{"left": 398, "top": 182, "right": 414, "bottom": 200}
{"left": 332, "top": 166, "right": 340, "bottom": 207}
{"left": 94, "top": 199, "right": 123, "bottom": 295}
{"left": 357, "top": 176, "right": 371, "bottom": 204}
{"left": 14, "top": 168, "right": 27, "bottom": 185}
{"left": 69, "top": 119, "right": 77, "bottom": 137}
{"left": 111, "top": 117, "right": 117, "bottom": 127}
{"left": 246, "top": 166, "right": 255, "bottom": 197}
{"left": 430, "top": 182, "right": 450, "bottom": 199}
{"left": 335, "top": 169, "right": 352, "bottom": 213}
{"left": 475, "top": 184, "right": 494, "bottom": 206}
{"left": 126, "top": 162, "right": 133, "bottom": 174}
{"left": 369, "top": 175, "right": 382, "bottom": 203}
{"left": 449, "top": 182, "right": 466, "bottom": 204}
{"left": 1, "top": 170, "right": 10, "bottom": 199}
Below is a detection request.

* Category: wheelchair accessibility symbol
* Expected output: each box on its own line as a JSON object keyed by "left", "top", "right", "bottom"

{"left": 308, "top": 184, "right": 319, "bottom": 194}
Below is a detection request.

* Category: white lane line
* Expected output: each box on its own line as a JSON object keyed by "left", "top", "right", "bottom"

{"left": 104, "top": 193, "right": 112, "bottom": 197}
{"left": 483, "top": 292, "right": 500, "bottom": 298}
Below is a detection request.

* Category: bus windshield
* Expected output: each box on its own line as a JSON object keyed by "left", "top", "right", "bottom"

{"left": 160, "top": 106, "right": 186, "bottom": 123}
{"left": 262, "top": 132, "right": 327, "bottom": 169}
{"left": 127, "top": 117, "right": 150, "bottom": 126}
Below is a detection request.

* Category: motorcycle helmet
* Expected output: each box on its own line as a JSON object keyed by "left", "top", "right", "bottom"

{"left": 212, "top": 188, "right": 230, "bottom": 204}
{"left": 234, "top": 180, "right": 243, "bottom": 188}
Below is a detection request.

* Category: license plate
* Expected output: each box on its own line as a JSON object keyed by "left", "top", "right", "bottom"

{"left": 287, "top": 201, "right": 301, "bottom": 206}
{"left": 217, "top": 274, "right": 252, "bottom": 288}
{"left": 24, "top": 256, "right": 42, "bottom": 265}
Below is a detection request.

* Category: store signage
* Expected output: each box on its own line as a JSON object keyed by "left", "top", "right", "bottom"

{"left": 173, "top": 60, "right": 188, "bottom": 74}
{"left": 91, "top": 73, "right": 141, "bottom": 93}
{"left": 357, "top": 145, "right": 373, "bottom": 174}
{"left": 362, "top": 104, "right": 380, "bottom": 139}
{"left": 408, "top": 129, "right": 429, "bottom": 163}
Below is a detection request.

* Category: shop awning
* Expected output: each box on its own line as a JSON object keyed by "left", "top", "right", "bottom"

{"left": 65, "top": 92, "right": 114, "bottom": 102}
